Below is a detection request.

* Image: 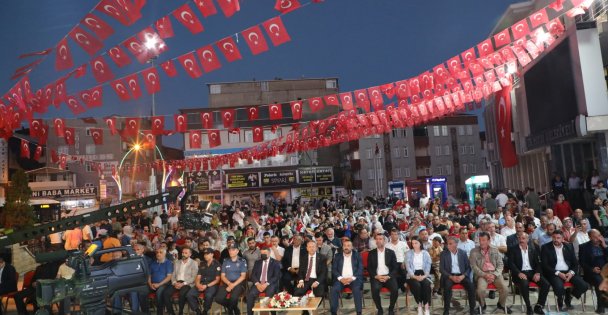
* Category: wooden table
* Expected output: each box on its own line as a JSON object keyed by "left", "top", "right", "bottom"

{"left": 252, "top": 297, "right": 322, "bottom": 314}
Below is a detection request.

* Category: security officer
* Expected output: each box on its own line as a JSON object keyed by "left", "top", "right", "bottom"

{"left": 186, "top": 248, "right": 221, "bottom": 315}
{"left": 215, "top": 244, "right": 247, "bottom": 315}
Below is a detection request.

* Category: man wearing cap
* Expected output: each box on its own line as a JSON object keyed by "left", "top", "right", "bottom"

{"left": 246, "top": 247, "right": 281, "bottom": 315}
{"left": 215, "top": 244, "right": 247, "bottom": 315}
{"left": 220, "top": 236, "right": 242, "bottom": 264}
{"left": 186, "top": 248, "right": 221, "bottom": 315}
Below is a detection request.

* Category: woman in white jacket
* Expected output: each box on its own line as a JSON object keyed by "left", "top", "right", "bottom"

{"left": 405, "top": 236, "right": 433, "bottom": 315}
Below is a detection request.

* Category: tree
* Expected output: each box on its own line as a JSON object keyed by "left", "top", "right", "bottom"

{"left": 0, "top": 169, "right": 35, "bottom": 228}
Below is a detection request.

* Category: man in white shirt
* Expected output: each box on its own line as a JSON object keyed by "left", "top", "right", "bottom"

{"left": 488, "top": 223, "right": 508, "bottom": 255}
{"left": 501, "top": 216, "right": 516, "bottom": 237}
{"left": 368, "top": 234, "right": 399, "bottom": 315}
{"left": 329, "top": 240, "right": 364, "bottom": 315}
{"left": 385, "top": 228, "right": 409, "bottom": 292}
{"left": 457, "top": 228, "right": 475, "bottom": 256}
{"left": 495, "top": 191, "right": 508, "bottom": 208}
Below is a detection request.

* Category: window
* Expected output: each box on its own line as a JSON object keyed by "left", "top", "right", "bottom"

{"left": 435, "top": 146, "right": 442, "bottom": 156}
{"left": 261, "top": 81, "right": 269, "bottom": 91}
{"left": 264, "top": 130, "right": 279, "bottom": 140}
{"left": 392, "top": 129, "right": 398, "bottom": 138}
{"left": 244, "top": 130, "right": 253, "bottom": 143}
{"left": 463, "top": 164, "right": 469, "bottom": 174}
{"left": 433, "top": 126, "right": 440, "bottom": 137}
{"left": 468, "top": 145, "right": 475, "bottom": 155}
{"left": 209, "top": 84, "right": 221, "bottom": 94}
{"left": 424, "top": 168, "right": 431, "bottom": 176}
{"left": 85, "top": 163, "right": 94, "bottom": 172}
{"left": 58, "top": 145, "right": 69, "bottom": 155}
{"left": 202, "top": 133, "right": 209, "bottom": 144}
{"left": 85, "top": 128, "right": 92, "bottom": 136}
{"left": 326, "top": 79, "right": 337, "bottom": 89}
{"left": 394, "top": 168, "right": 401, "bottom": 178}
{"left": 443, "top": 145, "right": 450, "bottom": 155}
{"left": 460, "top": 145, "right": 466, "bottom": 155}
{"left": 441, "top": 126, "right": 448, "bottom": 136}
{"left": 352, "top": 150, "right": 360, "bottom": 160}
{"left": 393, "top": 147, "right": 400, "bottom": 158}
{"left": 403, "top": 146, "right": 409, "bottom": 157}
{"left": 85, "top": 144, "right": 95, "bottom": 155}
{"left": 471, "top": 164, "right": 477, "bottom": 173}
{"left": 228, "top": 131, "right": 240, "bottom": 143}
{"left": 404, "top": 167, "right": 411, "bottom": 178}
{"left": 437, "top": 166, "right": 443, "bottom": 175}
{"left": 446, "top": 165, "right": 452, "bottom": 175}
{"left": 367, "top": 169, "right": 374, "bottom": 180}
{"left": 466, "top": 125, "right": 473, "bottom": 135}
{"left": 458, "top": 126, "right": 465, "bottom": 136}
{"left": 378, "top": 169, "right": 383, "bottom": 179}
{"left": 402, "top": 129, "right": 407, "bottom": 137}
{"left": 366, "top": 148, "right": 372, "bottom": 159}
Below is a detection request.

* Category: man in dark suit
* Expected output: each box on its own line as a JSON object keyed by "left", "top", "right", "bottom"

{"left": 0, "top": 257, "right": 17, "bottom": 315}
{"left": 506, "top": 222, "right": 526, "bottom": 248}
{"left": 329, "top": 239, "right": 363, "bottom": 315}
{"left": 281, "top": 234, "right": 305, "bottom": 294}
{"left": 367, "top": 233, "right": 398, "bottom": 315}
{"left": 579, "top": 229, "right": 608, "bottom": 313}
{"left": 508, "top": 233, "right": 549, "bottom": 315}
{"left": 541, "top": 230, "right": 589, "bottom": 310}
{"left": 294, "top": 240, "right": 327, "bottom": 298}
{"left": 246, "top": 247, "right": 281, "bottom": 315}
{"left": 440, "top": 237, "right": 477, "bottom": 315}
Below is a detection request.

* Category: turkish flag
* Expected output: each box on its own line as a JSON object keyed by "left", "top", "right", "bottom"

{"left": 124, "top": 74, "right": 142, "bottom": 99}
{"left": 174, "top": 114, "right": 187, "bottom": 133}
{"left": 208, "top": 129, "right": 221, "bottom": 147}
{"left": 79, "top": 86, "right": 103, "bottom": 108}
{"left": 394, "top": 80, "right": 410, "bottom": 100}
{"left": 197, "top": 45, "right": 222, "bottom": 73}
{"left": 247, "top": 106, "right": 259, "bottom": 120}
{"left": 268, "top": 103, "right": 283, "bottom": 120}
{"left": 194, "top": 0, "right": 218, "bottom": 17}
{"left": 50, "top": 150, "right": 59, "bottom": 164}
{"left": 160, "top": 60, "right": 178, "bottom": 77}
{"left": 262, "top": 16, "right": 291, "bottom": 46}
{"left": 96, "top": 0, "right": 133, "bottom": 25}
{"left": 155, "top": 16, "right": 174, "bottom": 39}
{"left": 111, "top": 79, "right": 131, "bottom": 101}
{"left": 107, "top": 45, "right": 131, "bottom": 68}
{"left": 530, "top": 8, "right": 549, "bottom": 28}
{"left": 221, "top": 109, "right": 235, "bottom": 128}
{"left": 123, "top": 36, "right": 149, "bottom": 63}
{"left": 20, "top": 139, "right": 30, "bottom": 158}
{"left": 493, "top": 28, "right": 511, "bottom": 49}
{"left": 178, "top": 52, "right": 203, "bottom": 78}
{"left": 82, "top": 13, "right": 114, "bottom": 40}
{"left": 511, "top": 19, "right": 530, "bottom": 40}
{"left": 124, "top": 117, "right": 140, "bottom": 136}
{"left": 68, "top": 26, "right": 103, "bottom": 56}
{"left": 90, "top": 128, "right": 104, "bottom": 145}
{"left": 66, "top": 95, "right": 86, "bottom": 115}
{"left": 242, "top": 26, "right": 269, "bottom": 55}
{"left": 151, "top": 116, "right": 165, "bottom": 135}
{"left": 354, "top": 89, "right": 370, "bottom": 112}
{"left": 141, "top": 67, "right": 161, "bottom": 94}
{"left": 308, "top": 97, "right": 324, "bottom": 113}
{"left": 339, "top": 92, "right": 354, "bottom": 110}
{"left": 90, "top": 56, "right": 114, "bottom": 83}
{"left": 200, "top": 112, "right": 214, "bottom": 129}
{"left": 368, "top": 86, "right": 384, "bottom": 110}
{"left": 143, "top": 131, "right": 156, "bottom": 148}
{"left": 33, "top": 145, "right": 43, "bottom": 161}
{"left": 55, "top": 38, "right": 73, "bottom": 71}
{"left": 53, "top": 80, "right": 67, "bottom": 107}
{"left": 53, "top": 118, "right": 65, "bottom": 137}
{"left": 495, "top": 84, "right": 518, "bottom": 167}
{"left": 29, "top": 119, "right": 43, "bottom": 137}
{"left": 253, "top": 126, "right": 264, "bottom": 142}
{"left": 274, "top": 0, "right": 301, "bottom": 13}
{"left": 64, "top": 127, "right": 75, "bottom": 145}
{"left": 323, "top": 94, "right": 339, "bottom": 106}
{"left": 477, "top": 38, "right": 494, "bottom": 57}
{"left": 217, "top": 0, "right": 240, "bottom": 17}
{"left": 189, "top": 130, "right": 202, "bottom": 149}
{"left": 216, "top": 36, "right": 242, "bottom": 62}
{"left": 173, "top": 4, "right": 204, "bottom": 34}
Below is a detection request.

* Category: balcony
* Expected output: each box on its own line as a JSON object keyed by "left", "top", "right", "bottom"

{"left": 415, "top": 156, "right": 431, "bottom": 167}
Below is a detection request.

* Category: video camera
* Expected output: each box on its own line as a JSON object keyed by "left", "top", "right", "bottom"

{"left": 34, "top": 245, "right": 149, "bottom": 315}
{"left": 181, "top": 210, "right": 213, "bottom": 230}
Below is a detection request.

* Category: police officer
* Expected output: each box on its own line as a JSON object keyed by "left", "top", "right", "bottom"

{"left": 186, "top": 248, "right": 221, "bottom": 315}
{"left": 215, "top": 244, "right": 247, "bottom": 315}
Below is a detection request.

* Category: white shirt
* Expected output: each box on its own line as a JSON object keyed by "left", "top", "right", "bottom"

{"left": 376, "top": 248, "right": 390, "bottom": 276}
{"left": 291, "top": 246, "right": 301, "bottom": 269}
{"left": 153, "top": 216, "right": 163, "bottom": 229}
{"left": 413, "top": 252, "right": 424, "bottom": 270}
{"left": 339, "top": 253, "right": 356, "bottom": 280}
{"left": 501, "top": 226, "right": 516, "bottom": 237}
{"left": 496, "top": 193, "right": 508, "bottom": 207}
{"left": 520, "top": 246, "right": 532, "bottom": 271}
{"left": 554, "top": 245, "right": 570, "bottom": 272}
{"left": 386, "top": 240, "right": 408, "bottom": 263}
{"left": 177, "top": 259, "right": 189, "bottom": 284}
{"left": 490, "top": 233, "right": 507, "bottom": 248}
{"left": 270, "top": 246, "right": 285, "bottom": 260}
{"left": 305, "top": 254, "right": 318, "bottom": 279}
{"left": 458, "top": 239, "right": 475, "bottom": 256}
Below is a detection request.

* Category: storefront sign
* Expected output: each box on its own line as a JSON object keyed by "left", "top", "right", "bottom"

{"left": 261, "top": 171, "right": 297, "bottom": 187}
{"left": 294, "top": 186, "right": 334, "bottom": 198}
{"left": 297, "top": 167, "right": 333, "bottom": 184}
{"left": 32, "top": 187, "right": 98, "bottom": 198}
{"left": 226, "top": 173, "right": 259, "bottom": 189}
{"left": 187, "top": 171, "right": 210, "bottom": 191}
{"left": 525, "top": 120, "right": 577, "bottom": 150}
{"left": 209, "top": 170, "right": 223, "bottom": 190}
{"left": 315, "top": 167, "right": 333, "bottom": 182}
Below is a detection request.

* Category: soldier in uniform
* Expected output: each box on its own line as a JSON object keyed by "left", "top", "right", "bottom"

{"left": 186, "top": 248, "right": 221, "bottom": 315}
{"left": 215, "top": 244, "right": 247, "bottom": 315}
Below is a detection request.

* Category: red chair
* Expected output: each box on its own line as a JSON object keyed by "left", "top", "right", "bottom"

{"left": 552, "top": 282, "right": 586, "bottom": 312}
{"left": 512, "top": 281, "right": 543, "bottom": 312}
{"left": 444, "top": 283, "right": 471, "bottom": 308}
{"left": 0, "top": 271, "right": 20, "bottom": 312}
{"left": 361, "top": 251, "right": 370, "bottom": 278}
{"left": 481, "top": 283, "right": 506, "bottom": 315}
{"left": 339, "top": 285, "right": 367, "bottom": 307}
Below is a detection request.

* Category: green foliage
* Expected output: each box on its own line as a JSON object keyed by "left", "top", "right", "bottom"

{"left": 1, "top": 169, "right": 35, "bottom": 229}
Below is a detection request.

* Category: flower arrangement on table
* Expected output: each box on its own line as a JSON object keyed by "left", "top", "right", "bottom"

{"left": 268, "top": 291, "right": 299, "bottom": 308}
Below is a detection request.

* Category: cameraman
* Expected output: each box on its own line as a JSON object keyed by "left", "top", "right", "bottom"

{"left": 148, "top": 248, "right": 174, "bottom": 315}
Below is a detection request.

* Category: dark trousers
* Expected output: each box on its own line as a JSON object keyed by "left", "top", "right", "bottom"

{"left": 186, "top": 285, "right": 218, "bottom": 314}
{"left": 215, "top": 284, "right": 244, "bottom": 313}
{"left": 153, "top": 284, "right": 170, "bottom": 315}
{"left": 15, "top": 287, "right": 35, "bottom": 315}
{"left": 396, "top": 266, "right": 407, "bottom": 292}
{"left": 163, "top": 284, "right": 192, "bottom": 315}
{"left": 247, "top": 284, "right": 278, "bottom": 315}
{"left": 370, "top": 277, "right": 398, "bottom": 312}
{"left": 406, "top": 278, "right": 432, "bottom": 305}
{"left": 441, "top": 275, "right": 476, "bottom": 312}
{"left": 546, "top": 273, "right": 589, "bottom": 306}
{"left": 281, "top": 270, "right": 298, "bottom": 294}
{"left": 513, "top": 271, "right": 550, "bottom": 308}
{"left": 585, "top": 272, "right": 605, "bottom": 310}
{"left": 294, "top": 278, "right": 325, "bottom": 297}
{"left": 330, "top": 279, "right": 363, "bottom": 314}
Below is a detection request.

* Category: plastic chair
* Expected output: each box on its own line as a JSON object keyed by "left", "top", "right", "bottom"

{"left": 512, "top": 281, "right": 542, "bottom": 312}
{"left": 338, "top": 285, "right": 366, "bottom": 307}
{"left": 361, "top": 251, "right": 370, "bottom": 278}
{"left": 552, "top": 282, "right": 586, "bottom": 312}
{"left": 0, "top": 271, "right": 20, "bottom": 312}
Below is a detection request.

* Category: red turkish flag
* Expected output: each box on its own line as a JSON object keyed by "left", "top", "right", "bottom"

{"left": 221, "top": 109, "right": 236, "bottom": 128}
{"left": 55, "top": 38, "right": 73, "bottom": 71}
{"left": 53, "top": 80, "right": 67, "bottom": 107}
{"left": 268, "top": 103, "right": 283, "bottom": 120}
{"left": 274, "top": 0, "right": 301, "bottom": 13}
{"left": 33, "top": 145, "right": 43, "bottom": 161}
{"left": 82, "top": 13, "right": 114, "bottom": 40}
{"left": 151, "top": 116, "right": 165, "bottom": 135}
{"left": 178, "top": 52, "right": 203, "bottom": 78}
{"left": 247, "top": 106, "right": 259, "bottom": 120}
{"left": 208, "top": 129, "right": 221, "bottom": 147}
{"left": 216, "top": 36, "right": 242, "bottom": 62}
{"left": 190, "top": 130, "right": 202, "bottom": 149}
{"left": 50, "top": 150, "right": 59, "bottom": 164}
{"left": 53, "top": 118, "right": 65, "bottom": 137}
{"left": 174, "top": 114, "right": 187, "bottom": 133}
{"left": 339, "top": 92, "right": 354, "bottom": 110}
{"left": 354, "top": 89, "right": 370, "bottom": 112}
{"left": 143, "top": 130, "right": 156, "bottom": 148}
{"left": 79, "top": 86, "right": 103, "bottom": 108}
{"left": 108, "top": 45, "right": 131, "bottom": 68}
{"left": 495, "top": 84, "right": 518, "bottom": 167}
{"left": 111, "top": 79, "right": 131, "bottom": 101}
{"left": 217, "top": 0, "right": 240, "bottom": 17}
{"left": 530, "top": 8, "right": 549, "bottom": 28}
{"left": 173, "top": 4, "right": 204, "bottom": 34}
{"left": 197, "top": 45, "right": 222, "bottom": 73}
{"left": 123, "top": 36, "right": 149, "bottom": 64}
{"left": 368, "top": 86, "right": 384, "bottom": 110}
{"left": 242, "top": 26, "right": 269, "bottom": 55}
{"left": 262, "top": 16, "right": 291, "bottom": 46}
{"left": 160, "top": 60, "right": 178, "bottom": 77}
{"left": 124, "top": 74, "right": 142, "bottom": 99}
{"left": 141, "top": 67, "right": 161, "bottom": 94}
{"left": 90, "top": 56, "right": 114, "bottom": 83}
{"left": 20, "top": 139, "right": 30, "bottom": 158}
{"left": 394, "top": 80, "right": 410, "bottom": 100}
{"left": 124, "top": 117, "right": 140, "bottom": 136}
{"left": 308, "top": 97, "right": 324, "bottom": 113}
{"left": 29, "top": 119, "right": 43, "bottom": 138}
{"left": 38, "top": 124, "right": 49, "bottom": 145}
{"left": 90, "top": 128, "right": 104, "bottom": 145}
{"left": 200, "top": 112, "right": 214, "bottom": 129}
{"left": 64, "top": 127, "right": 75, "bottom": 145}
{"left": 194, "top": 0, "right": 218, "bottom": 17}
{"left": 511, "top": 19, "right": 530, "bottom": 40}
{"left": 253, "top": 126, "right": 264, "bottom": 142}
{"left": 155, "top": 16, "right": 174, "bottom": 39}
{"left": 68, "top": 26, "right": 103, "bottom": 56}
{"left": 96, "top": 0, "right": 133, "bottom": 25}
{"left": 493, "top": 28, "right": 511, "bottom": 49}
{"left": 66, "top": 95, "right": 86, "bottom": 115}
